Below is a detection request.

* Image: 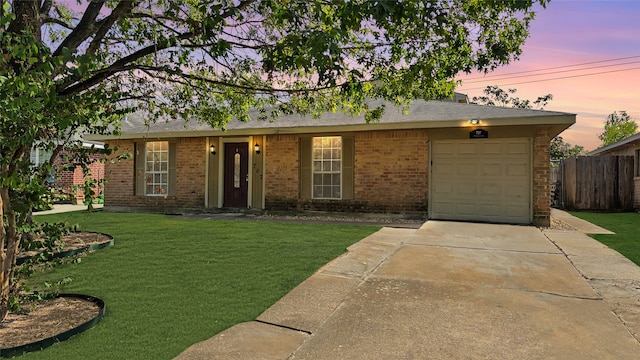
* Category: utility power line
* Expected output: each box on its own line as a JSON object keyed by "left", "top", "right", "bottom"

{"left": 460, "top": 66, "right": 640, "bottom": 91}
{"left": 463, "top": 55, "right": 640, "bottom": 80}
{"left": 462, "top": 60, "right": 640, "bottom": 84}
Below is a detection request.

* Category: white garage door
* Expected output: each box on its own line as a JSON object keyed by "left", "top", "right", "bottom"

{"left": 430, "top": 138, "right": 531, "bottom": 224}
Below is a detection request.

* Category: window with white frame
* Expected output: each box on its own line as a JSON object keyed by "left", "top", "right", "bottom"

{"left": 145, "top": 141, "right": 169, "bottom": 195}
{"left": 30, "top": 148, "right": 53, "bottom": 166}
{"left": 312, "top": 136, "right": 342, "bottom": 199}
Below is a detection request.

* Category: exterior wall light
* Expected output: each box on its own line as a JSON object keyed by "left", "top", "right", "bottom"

{"left": 210, "top": 144, "right": 216, "bottom": 155}
{"left": 254, "top": 143, "right": 261, "bottom": 155}
{"left": 468, "top": 119, "right": 480, "bottom": 125}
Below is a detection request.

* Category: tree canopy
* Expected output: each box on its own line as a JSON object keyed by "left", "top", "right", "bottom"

{"left": 598, "top": 111, "right": 638, "bottom": 147}
{"left": 471, "top": 85, "right": 553, "bottom": 109}
{"left": 1, "top": 0, "right": 550, "bottom": 321}
{"left": 550, "top": 136, "right": 584, "bottom": 162}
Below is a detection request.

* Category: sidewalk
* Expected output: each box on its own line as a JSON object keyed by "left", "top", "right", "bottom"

{"left": 32, "top": 203, "right": 104, "bottom": 215}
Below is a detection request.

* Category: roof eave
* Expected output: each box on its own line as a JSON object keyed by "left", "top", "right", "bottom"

{"left": 86, "top": 114, "right": 575, "bottom": 141}
{"left": 588, "top": 132, "right": 640, "bottom": 155}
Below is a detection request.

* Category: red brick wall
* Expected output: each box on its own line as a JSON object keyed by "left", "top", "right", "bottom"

{"left": 264, "top": 135, "right": 300, "bottom": 209}
{"left": 174, "top": 138, "right": 207, "bottom": 206}
{"left": 533, "top": 126, "right": 552, "bottom": 227}
{"left": 104, "top": 138, "right": 206, "bottom": 211}
{"left": 354, "top": 130, "right": 428, "bottom": 212}
{"left": 104, "top": 128, "right": 555, "bottom": 222}
{"left": 104, "top": 140, "right": 135, "bottom": 205}
{"left": 264, "top": 130, "right": 428, "bottom": 214}
{"left": 54, "top": 151, "right": 105, "bottom": 202}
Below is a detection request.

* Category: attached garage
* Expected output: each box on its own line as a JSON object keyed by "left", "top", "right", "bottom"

{"left": 430, "top": 138, "right": 531, "bottom": 224}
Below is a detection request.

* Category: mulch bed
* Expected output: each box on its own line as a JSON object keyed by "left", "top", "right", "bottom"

{"left": 17, "top": 232, "right": 112, "bottom": 264}
{"left": 1, "top": 232, "right": 112, "bottom": 351}
{"left": 0, "top": 297, "right": 101, "bottom": 350}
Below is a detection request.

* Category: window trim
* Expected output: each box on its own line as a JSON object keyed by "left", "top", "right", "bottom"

{"left": 311, "top": 136, "right": 343, "bottom": 200}
{"left": 135, "top": 141, "right": 176, "bottom": 197}
{"left": 144, "top": 141, "right": 170, "bottom": 196}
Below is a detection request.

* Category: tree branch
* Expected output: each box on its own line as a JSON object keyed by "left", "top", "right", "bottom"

{"left": 86, "top": 1, "right": 139, "bottom": 55}
{"left": 52, "top": 0, "right": 106, "bottom": 56}
{"left": 42, "top": 16, "right": 73, "bottom": 30}
{"left": 57, "top": 31, "right": 196, "bottom": 96}
{"left": 39, "top": 0, "right": 52, "bottom": 17}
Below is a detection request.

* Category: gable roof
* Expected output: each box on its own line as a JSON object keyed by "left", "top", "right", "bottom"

{"left": 90, "top": 99, "right": 575, "bottom": 140}
{"left": 588, "top": 132, "right": 640, "bottom": 156}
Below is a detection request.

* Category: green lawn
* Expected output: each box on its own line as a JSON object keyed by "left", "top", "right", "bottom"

{"left": 570, "top": 211, "right": 640, "bottom": 265}
{"left": 20, "top": 211, "right": 380, "bottom": 359}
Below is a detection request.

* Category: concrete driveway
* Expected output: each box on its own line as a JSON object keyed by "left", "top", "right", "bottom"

{"left": 176, "top": 215, "right": 640, "bottom": 359}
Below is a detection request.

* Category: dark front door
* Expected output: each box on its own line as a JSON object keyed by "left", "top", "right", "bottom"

{"left": 223, "top": 142, "right": 249, "bottom": 208}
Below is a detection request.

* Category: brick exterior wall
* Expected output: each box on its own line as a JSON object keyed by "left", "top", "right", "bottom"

{"left": 533, "top": 126, "right": 552, "bottom": 227}
{"left": 103, "top": 139, "right": 135, "bottom": 206}
{"left": 353, "top": 130, "right": 428, "bottom": 212}
{"left": 264, "top": 135, "right": 300, "bottom": 210}
{"left": 104, "top": 128, "right": 556, "bottom": 223}
{"left": 264, "top": 130, "right": 428, "bottom": 214}
{"left": 54, "top": 151, "right": 105, "bottom": 203}
{"left": 104, "top": 138, "right": 206, "bottom": 212}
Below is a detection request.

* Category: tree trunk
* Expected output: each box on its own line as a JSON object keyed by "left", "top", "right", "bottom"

{"left": 7, "top": 0, "right": 42, "bottom": 42}
{"left": 0, "top": 188, "right": 20, "bottom": 322}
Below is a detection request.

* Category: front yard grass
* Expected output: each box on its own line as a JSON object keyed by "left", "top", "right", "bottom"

{"left": 22, "top": 211, "right": 380, "bottom": 360}
{"left": 570, "top": 211, "right": 640, "bottom": 266}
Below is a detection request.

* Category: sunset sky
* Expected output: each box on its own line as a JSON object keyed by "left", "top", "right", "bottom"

{"left": 455, "top": 0, "right": 640, "bottom": 151}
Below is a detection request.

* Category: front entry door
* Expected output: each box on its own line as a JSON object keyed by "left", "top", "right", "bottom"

{"left": 223, "top": 142, "right": 249, "bottom": 208}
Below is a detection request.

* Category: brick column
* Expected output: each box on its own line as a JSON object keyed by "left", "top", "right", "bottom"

{"left": 533, "top": 127, "right": 552, "bottom": 227}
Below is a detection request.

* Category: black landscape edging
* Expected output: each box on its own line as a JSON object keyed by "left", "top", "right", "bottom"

{"left": 16, "top": 232, "right": 114, "bottom": 265}
{"left": 0, "top": 294, "right": 106, "bottom": 358}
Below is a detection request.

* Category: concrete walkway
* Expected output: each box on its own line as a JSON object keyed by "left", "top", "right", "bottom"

{"left": 175, "top": 212, "right": 640, "bottom": 359}
{"left": 32, "top": 203, "right": 103, "bottom": 215}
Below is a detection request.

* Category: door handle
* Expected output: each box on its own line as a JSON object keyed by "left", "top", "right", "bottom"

{"left": 246, "top": 174, "right": 249, "bottom": 182}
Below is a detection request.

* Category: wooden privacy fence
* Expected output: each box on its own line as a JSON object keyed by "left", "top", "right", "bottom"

{"left": 551, "top": 156, "right": 634, "bottom": 211}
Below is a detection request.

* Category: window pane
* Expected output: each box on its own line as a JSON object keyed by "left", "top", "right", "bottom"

{"left": 332, "top": 186, "right": 341, "bottom": 199}
{"left": 322, "top": 160, "right": 331, "bottom": 172}
{"left": 331, "top": 160, "right": 341, "bottom": 171}
{"left": 313, "top": 160, "right": 322, "bottom": 172}
{"left": 320, "top": 174, "right": 330, "bottom": 185}
{"left": 234, "top": 153, "right": 241, "bottom": 188}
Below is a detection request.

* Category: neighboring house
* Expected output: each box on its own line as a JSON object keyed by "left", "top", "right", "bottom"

{"left": 88, "top": 100, "right": 575, "bottom": 227}
{"left": 31, "top": 141, "right": 105, "bottom": 203}
{"left": 588, "top": 133, "right": 640, "bottom": 211}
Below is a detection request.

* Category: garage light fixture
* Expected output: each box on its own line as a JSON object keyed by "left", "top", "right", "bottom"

{"left": 468, "top": 119, "right": 480, "bottom": 125}
{"left": 210, "top": 144, "right": 216, "bottom": 155}
{"left": 254, "top": 143, "right": 261, "bottom": 155}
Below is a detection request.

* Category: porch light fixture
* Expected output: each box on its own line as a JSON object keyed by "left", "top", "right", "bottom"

{"left": 210, "top": 144, "right": 216, "bottom": 155}
{"left": 468, "top": 119, "right": 480, "bottom": 125}
{"left": 254, "top": 143, "right": 261, "bottom": 154}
